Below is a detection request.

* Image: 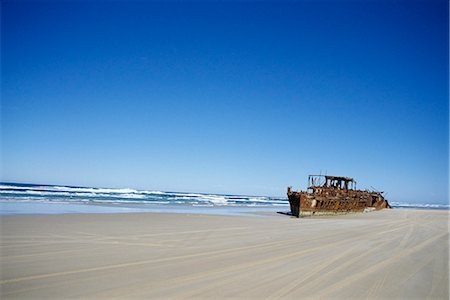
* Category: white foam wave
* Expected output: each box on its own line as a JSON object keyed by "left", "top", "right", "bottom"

{"left": 0, "top": 185, "right": 54, "bottom": 191}
{"left": 0, "top": 190, "right": 147, "bottom": 199}
{"left": 1, "top": 184, "right": 283, "bottom": 201}
{"left": 0, "top": 184, "right": 165, "bottom": 196}
{"left": 390, "top": 202, "right": 449, "bottom": 209}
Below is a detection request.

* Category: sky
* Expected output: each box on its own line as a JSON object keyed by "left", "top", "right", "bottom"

{"left": 1, "top": 0, "right": 448, "bottom": 203}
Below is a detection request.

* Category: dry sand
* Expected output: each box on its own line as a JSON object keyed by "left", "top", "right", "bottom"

{"left": 0, "top": 209, "right": 448, "bottom": 299}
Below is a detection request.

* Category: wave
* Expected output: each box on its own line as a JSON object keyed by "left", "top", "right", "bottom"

{"left": 0, "top": 184, "right": 164, "bottom": 196}
{"left": 1, "top": 190, "right": 147, "bottom": 199}
{"left": 0, "top": 183, "right": 289, "bottom": 207}
{"left": 390, "top": 201, "right": 449, "bottom": 210}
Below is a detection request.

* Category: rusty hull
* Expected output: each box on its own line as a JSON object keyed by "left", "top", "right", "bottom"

{"left": 287, "top": 175, "right": 390, "bottom": 217}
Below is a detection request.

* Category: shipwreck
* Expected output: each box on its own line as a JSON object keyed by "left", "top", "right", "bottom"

{"left": 287, "top": 175, "right": 390, "bottom": 217}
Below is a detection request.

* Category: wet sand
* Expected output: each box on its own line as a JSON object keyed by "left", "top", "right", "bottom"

{"left": 1, "top": 209, "right": 448, "bottom": 299}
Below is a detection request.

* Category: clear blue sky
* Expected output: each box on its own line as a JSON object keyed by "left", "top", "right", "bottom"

{"left": 2, "top": 1, "right": 448, "bottom": 203}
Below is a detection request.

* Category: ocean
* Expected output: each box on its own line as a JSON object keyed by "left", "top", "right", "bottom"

{"left": 0, "top": 182, "right": 289, "bottom": 216}
{"left": 0, "top": 182, "right": 448, "bottom": 216}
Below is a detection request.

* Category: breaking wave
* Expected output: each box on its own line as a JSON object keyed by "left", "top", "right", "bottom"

{"left": 0, "top": 183, "right": 288, "bottom": 207}
{"left": 389, "top": 201, "right": 449, "bottom": 210}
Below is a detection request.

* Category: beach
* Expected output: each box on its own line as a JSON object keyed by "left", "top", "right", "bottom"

{"left": 1, "top": 209, "right": 448, "bottom": 299}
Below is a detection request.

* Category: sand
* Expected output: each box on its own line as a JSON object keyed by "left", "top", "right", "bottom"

{"left": 0, "top": 209, "right": 448, "bottom": 299}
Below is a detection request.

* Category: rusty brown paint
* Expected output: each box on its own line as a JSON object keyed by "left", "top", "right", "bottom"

{"left": 287, "top": 175, "right": 390, "bottom": 217}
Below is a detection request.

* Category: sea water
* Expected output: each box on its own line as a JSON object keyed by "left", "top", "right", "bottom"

{"left": 0, "top": 182, "right": 448, "bottom": 216}
{"left": 0, "top": 182, "right": 288, "bottom": 216}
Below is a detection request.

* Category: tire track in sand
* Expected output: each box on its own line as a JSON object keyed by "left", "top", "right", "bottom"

{"left": 314, "top": 232, "right": 448, "bottom": 299}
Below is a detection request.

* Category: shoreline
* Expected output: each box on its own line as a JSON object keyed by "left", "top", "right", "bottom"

{"left": 0, "top": 201, "right": 287, "bottom": 218}
{"left": 1, "top": 200, "right": 448, "bottom": 218}
{"left": 1, "top": 209, "right": 448, "bottom": 299}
